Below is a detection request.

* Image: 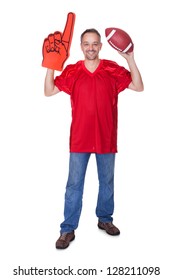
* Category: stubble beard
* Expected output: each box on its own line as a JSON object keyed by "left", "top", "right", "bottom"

{"left": 85, "top": 51, "right": 98, "bottom": 60}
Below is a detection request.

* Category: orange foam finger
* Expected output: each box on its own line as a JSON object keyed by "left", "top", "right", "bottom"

{"left": 42, "top": 12, "right": 76, "bottom": 71}
{"left": 62, "top": 12, "right": 76, "bottom": 51}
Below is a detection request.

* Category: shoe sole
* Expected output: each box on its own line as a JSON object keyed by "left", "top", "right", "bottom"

{"left": 56, "top": 235, "right": 75, "bottom": 249}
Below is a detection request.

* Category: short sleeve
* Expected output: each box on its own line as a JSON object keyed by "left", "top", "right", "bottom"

{"left": 54, "top": 64, "right": 76, "bottom": 95}
{"left": 114, "top": 65, "right": 132, "bottom": 94}
{"left": 103, "top": 60, "right": 132, "bottom": 94}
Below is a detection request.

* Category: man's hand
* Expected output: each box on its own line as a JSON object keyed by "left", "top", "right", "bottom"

{"left": 117, "top": 50, "right": 134, "bottom": 61}
{"left": 42, "top": 12, "right": 75, "bottom": 71}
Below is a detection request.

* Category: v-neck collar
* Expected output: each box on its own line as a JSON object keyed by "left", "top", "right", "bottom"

{"left": 82, "top": 60, "right": 103, "bottom": 76}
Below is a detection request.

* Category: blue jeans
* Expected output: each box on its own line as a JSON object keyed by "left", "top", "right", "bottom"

{"left": 60, "top": 153, "right": 116, "bottom": 234}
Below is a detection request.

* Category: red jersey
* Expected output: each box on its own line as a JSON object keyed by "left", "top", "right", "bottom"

{"left": 54, "top": 59, "right": 132, "bottom": 153}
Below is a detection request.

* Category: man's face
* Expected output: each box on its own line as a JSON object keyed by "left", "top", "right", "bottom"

{"left": 81, "top": 32, "right": 102, "bottom": 60}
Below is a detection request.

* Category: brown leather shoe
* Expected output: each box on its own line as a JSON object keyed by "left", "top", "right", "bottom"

{"left": 98, "top": 221, "right": 120, "bottom": 236}
{"left": 55, "top": 231, "right": 75, "bottom": 249}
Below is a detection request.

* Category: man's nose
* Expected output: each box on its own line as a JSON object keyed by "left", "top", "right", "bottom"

{"left": 88, "top": 44, "right": 94, "bottom": 50}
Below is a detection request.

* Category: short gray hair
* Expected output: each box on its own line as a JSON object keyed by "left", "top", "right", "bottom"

{"left": 80, "top": 29, "right": 101, "bottom": 42}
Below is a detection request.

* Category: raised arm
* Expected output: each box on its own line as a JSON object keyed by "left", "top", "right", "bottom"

{"left": 44, "top": 69, "right": 60, "bottom": 96}
{"left": 118, "top": 51, "right": 144, "bottom": 92}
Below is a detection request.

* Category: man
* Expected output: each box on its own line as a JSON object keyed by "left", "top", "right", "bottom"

{"left": 44, "top": 28, "right": 144, "bottom": 249}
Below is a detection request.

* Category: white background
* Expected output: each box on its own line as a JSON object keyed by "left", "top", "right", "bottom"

{"left": 0, "top": 0, "right": 172, "bottom": 279}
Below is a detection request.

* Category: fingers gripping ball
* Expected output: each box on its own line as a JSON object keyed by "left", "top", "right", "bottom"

{"left": 42, "top": 12, "right": 76, "bottom": 71}
{"left": 105, "top": 27, "right": 134, "bottom": 53}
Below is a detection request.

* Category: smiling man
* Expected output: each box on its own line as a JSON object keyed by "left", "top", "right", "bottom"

{"left": 44, "top": 28, "right": 144, "bottom": 249}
